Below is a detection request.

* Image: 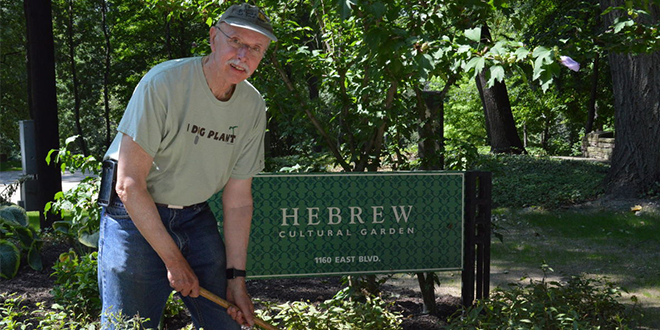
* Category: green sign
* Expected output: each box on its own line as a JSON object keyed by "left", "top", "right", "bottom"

{"left": 208, "top": 172, "right": 464, "bottom": 278}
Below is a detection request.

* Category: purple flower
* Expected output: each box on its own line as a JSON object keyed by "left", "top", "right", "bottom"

{"left": 560, "top": 56, "right": 580, "bottom": 72}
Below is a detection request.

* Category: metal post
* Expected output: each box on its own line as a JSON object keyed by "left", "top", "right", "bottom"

{"left": 461, "top": 171, "right": 492, "bottom": 307}
{"left": 19, "top": 120, "right": 39, "bottom": 211}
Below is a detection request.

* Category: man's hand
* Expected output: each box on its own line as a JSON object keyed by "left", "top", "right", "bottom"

{"left": 226, "top": 278, "right": 255, "bottom": 327}
{"left": 166, "top": 259, "right": 200, "bottom": 297}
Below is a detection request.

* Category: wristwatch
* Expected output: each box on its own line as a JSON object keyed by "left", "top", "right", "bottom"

{"left": 226, "top": 268, "right": 247, "bottom": 279}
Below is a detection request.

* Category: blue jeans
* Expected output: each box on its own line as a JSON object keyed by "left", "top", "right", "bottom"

{"left": 98, "top": 200, "right": 240, "bottom": 330}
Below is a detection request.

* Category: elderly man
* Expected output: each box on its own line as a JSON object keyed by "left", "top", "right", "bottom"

{"left": 98, "top": 4, "right": 276, "bottom": 329}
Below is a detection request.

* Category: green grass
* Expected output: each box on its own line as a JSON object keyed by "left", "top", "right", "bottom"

{"left": 27, "top": 211, "right": 40, "bottom": 231}
{"left": 0, "top": 160, "right": 22, "bottom": 172}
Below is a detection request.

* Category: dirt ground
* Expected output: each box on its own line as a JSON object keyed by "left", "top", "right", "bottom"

{"left": 0, "top": 239, "right": 460, "bottom": 329}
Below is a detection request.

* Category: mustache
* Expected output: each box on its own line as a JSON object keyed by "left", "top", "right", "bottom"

{"left": 227, "top": 59, "right": 249, "bottom": 72}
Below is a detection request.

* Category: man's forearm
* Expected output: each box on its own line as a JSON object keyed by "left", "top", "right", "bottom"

{"left": 223, "top": 203, "right": 253, "bottom": 270}
{"left": 120, "top": 187, "right": 185, "bottom": 268}
{"left": 222, "top": 177, "right": 254, "bottom": 271}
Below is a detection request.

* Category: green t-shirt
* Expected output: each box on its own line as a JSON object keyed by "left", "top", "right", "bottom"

{"left": 105, "top": 57, "right": 266, "bottom": 205}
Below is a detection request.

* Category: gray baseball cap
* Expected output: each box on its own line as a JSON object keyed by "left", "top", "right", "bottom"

{"left": 218, "top": 3, "right": 277, "bottom": 42}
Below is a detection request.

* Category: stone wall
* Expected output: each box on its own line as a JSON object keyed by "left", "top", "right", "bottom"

{"left": 582, "top": 131, "right": 614, "bottom": 160}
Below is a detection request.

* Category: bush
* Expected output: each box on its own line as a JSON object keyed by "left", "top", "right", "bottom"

{"left": 51, "top": 250, "right": 101, "bottom": 321}
{"left": 257, "top": 287, "right": 402, "bottom": 330}
{"left": 446, "top": 267, "right": 639, "bottom": 330}
{"left": 0, "top": 203, "right": 42, "bottom": 279}
{"left": 45, "top": 136, "right": 102, "bottom": 252}
{"left": 51, "top": 249, "right": 188, "bottom": 326}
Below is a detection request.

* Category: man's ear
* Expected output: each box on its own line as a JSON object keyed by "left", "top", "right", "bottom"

{"left": 209, "top": 26, "right": 218, "bottom": 52}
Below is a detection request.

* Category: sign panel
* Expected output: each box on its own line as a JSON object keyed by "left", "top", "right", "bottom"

{"left": 208, "top": 172, "right": 464, "bottom": 278}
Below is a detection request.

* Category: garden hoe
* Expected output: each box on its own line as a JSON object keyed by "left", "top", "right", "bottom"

{"left": 199, "top": 287, "right": 280, "bottom": 330}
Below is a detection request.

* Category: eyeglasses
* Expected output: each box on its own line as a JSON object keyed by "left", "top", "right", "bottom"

{"left": 215, "top": 26, "right": 265, "bottom": 58}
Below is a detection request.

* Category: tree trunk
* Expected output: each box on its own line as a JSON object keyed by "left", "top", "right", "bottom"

{"left": 416, "top": 272, "right": 437, "bottom": 314}
{"left": 606, "top": 51, "right": 660, "bottom": 197}
{"left": 475, "top": 74, "right": 526, "bottom": 154}
{"left": 584, "top": 53, "right": 600, "bottom": 134}
{"left": 416, "top": 90, "right": 444, "bottom": 171}
{"left": 67, "top": 0, "right": 88, "bottom": 156}
{"left": 474, "top": 25, "right": 525, "bottom": 154}
{"left": 24, "top": 0, "right": 62, "bottom": 228}
{"left": 602, "top": 2, "right": 660, "bottom": 197}
{"left": 101, "top": 0, "right": 112, "bottom": 149}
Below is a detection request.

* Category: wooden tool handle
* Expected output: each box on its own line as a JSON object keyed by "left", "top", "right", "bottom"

{"left": 199, "top": 287, "right": 280, "bottom": 330}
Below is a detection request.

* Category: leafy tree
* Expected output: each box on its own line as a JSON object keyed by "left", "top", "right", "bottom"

{"left": 516, "top": 0, "right": 615, "bottom": 151}
{"left": 0, "top": 0, "right": 29, "bottom": 159}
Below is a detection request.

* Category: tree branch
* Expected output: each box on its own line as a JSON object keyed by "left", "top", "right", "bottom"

{"left": 268, "top": 52, "right": 352, "bottom": 171}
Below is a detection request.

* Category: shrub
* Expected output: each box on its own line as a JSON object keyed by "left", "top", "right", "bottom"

{"left": 0, "top": 203, "right": 42, "bottom": 279}
{"left": 257, "top": 287, "right": 402, "bottom": 330}
{"left": 45, "top": 136, "right": 102, "bottom": 251}
{"left": 446, "top": 268, "right": 639, "bottom": 330}
{"left": 51, "top": 250, "right": 101, "bottom": 321}
{"left": 51, "top": 249, "right": 189, "bottom": 326}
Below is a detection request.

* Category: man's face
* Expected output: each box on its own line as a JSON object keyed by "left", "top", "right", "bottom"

{"left": 209, "top": 23, "right": 270, "bottom": 84}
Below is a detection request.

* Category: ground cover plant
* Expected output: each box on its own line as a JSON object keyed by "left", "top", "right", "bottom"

{"left": 0, "top": 153, "right": 658, "bottom": 329}
{"left": 0, "top": 204, "right": 42, "bottom": 279}
{"left": 257, "top": 287, "right": 403, "bottom": 330}
{"left": 475, "top": 154, "right": 610, "bottom": 208}
{"left": 446, "top": 267, "right": 637, "bottom": 329}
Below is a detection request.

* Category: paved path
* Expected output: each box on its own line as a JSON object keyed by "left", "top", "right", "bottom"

{"left": 0, "top": 170, "right": 93, "bottom": 205}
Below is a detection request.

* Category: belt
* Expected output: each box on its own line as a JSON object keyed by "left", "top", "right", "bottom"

{"left": 155, "top": 202, "right": 207, "bottom": 210}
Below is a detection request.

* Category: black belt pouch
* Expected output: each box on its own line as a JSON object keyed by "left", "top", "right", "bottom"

{"left": 98, "top": 159, "right": 118, "bottom": 207}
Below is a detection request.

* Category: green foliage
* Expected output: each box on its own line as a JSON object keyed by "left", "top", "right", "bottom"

{"left": 265, "top": 153, "right": 336, "bottom": 173}
{"left": 444, "top": 139, "right": 482, "bottom": 171}
{"left": 444, "top": 77, "right": 487, "bottom": 148}
{"left": 0, "top": 0, "right": 29, "bottom": 158}
{"left": 50, "top": 249, "right": 187, "bottom": 325}
{"left": 601, "top": 3, "right": 660, "bottom": 54}
{"left": 51, "top": 250, "right": 101, "bottom": 321}
{"left": 162, "top": 291, "right": 187, "bottom": 320}
{"left": 257, "top": 287, "right": 402, "bottom": 330}
{"left": 0, "top": 292, "right": 150, "bottom": 329}
{"left": 4, "top": 0, "right": 657, "bottom": 179}
{"left": 253, "top": 0, "right": 470, "bottom": 171}
{"left": 45, "top": 136, "right": 102, "bottom": 251}
{"left": 0, "top": 241, "right": 20, "bottom": 280}
{"left": 0, "top": 293, "right": 33, "bottom": 329}
{"left": 446, "top": 269, "right": 638, "bottom": 329}
{"left": 0, "top": 203, "right": 42, "bottom": 279}
{"left": 474, "top": 154, "right": 609, "bottom": 208}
